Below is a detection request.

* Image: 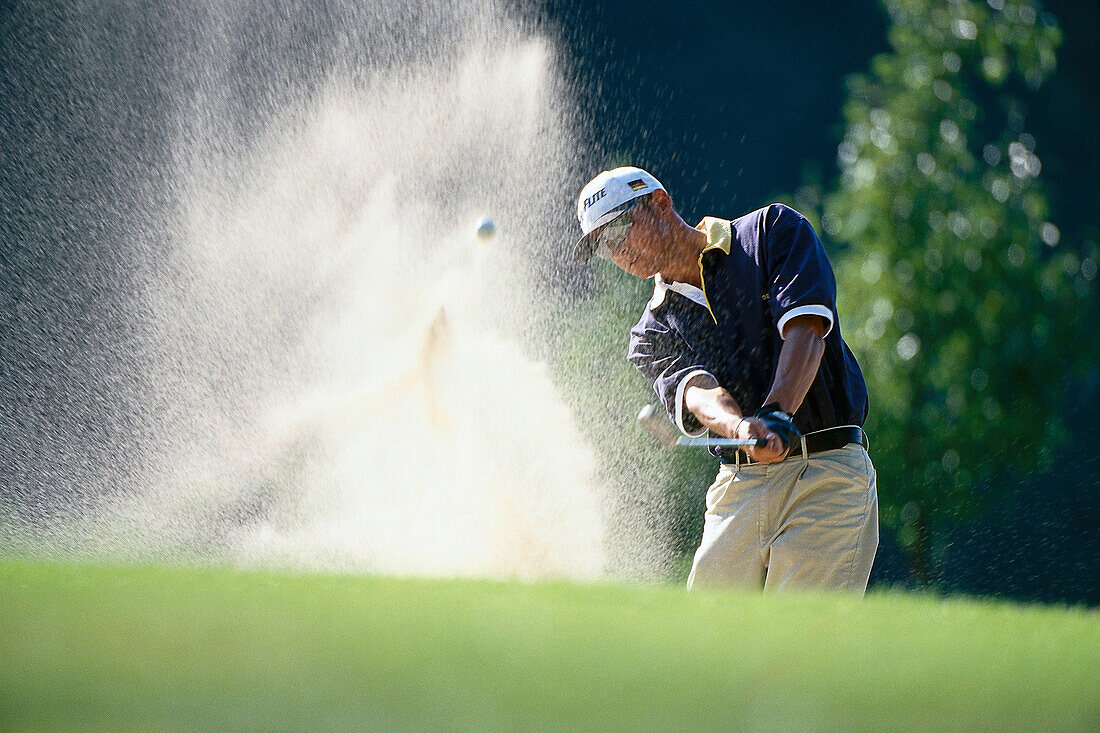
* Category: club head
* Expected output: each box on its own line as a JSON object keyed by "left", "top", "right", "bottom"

{"left": 636, "top": 403, "right": 680, "bottom": 447}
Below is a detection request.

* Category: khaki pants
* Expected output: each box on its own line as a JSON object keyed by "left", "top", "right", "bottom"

{"left": 687, "top": 443, "right": 878, "bottom": 594}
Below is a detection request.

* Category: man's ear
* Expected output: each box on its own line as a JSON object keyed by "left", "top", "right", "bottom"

{"left": 646, "top": 189, "right": 676, "bottom": 228}
{"left": 649, "top": 188, "right": 672, "bottom": 211}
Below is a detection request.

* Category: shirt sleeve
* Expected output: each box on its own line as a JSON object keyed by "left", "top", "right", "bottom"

{"left": 627, "top": 315, "right": 709, "bottom": 437}
{"left": 764, "top": 205, "right": 836, "bottom": 339}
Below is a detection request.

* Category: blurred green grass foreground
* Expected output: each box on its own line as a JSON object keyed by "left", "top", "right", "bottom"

{"left": 1, "top": 559, "right": 1097, "bottom": 732}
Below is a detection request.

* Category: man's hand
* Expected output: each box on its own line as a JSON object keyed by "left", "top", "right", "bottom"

{"left": 730, "top": 414, "right": 790, "bottom": 463}
{"left": 748, "top": 403, "right": 802, "bottom": 462}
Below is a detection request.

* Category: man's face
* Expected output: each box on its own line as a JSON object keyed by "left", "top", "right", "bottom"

{"left": 604, "top": 201, "right": 666, "bottom": 279}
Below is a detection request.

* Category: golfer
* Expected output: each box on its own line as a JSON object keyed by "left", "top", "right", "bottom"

{"left": 574, "top": 166, "right": 878, "bottom": 593}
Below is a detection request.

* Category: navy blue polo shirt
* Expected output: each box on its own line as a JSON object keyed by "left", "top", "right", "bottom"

{"left": 627, "top": 203, "right": 868, "bottom": 436}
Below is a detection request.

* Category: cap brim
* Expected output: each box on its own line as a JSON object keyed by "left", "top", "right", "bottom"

{"left": 572, "top": 205, "right": 634, "bottom": 264}
{"left": 573, "top": 230, "right": 598, "bottom": 263}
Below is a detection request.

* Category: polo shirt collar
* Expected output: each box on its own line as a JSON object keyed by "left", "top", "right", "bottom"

{"left": 697, "top": 216, "right": 732, "bottom": 256}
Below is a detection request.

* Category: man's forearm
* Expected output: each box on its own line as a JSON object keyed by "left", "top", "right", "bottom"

{"left": 763, "top": 316, "right": 826, "bottom": 414}
{"left": 682, "top": 373, "right": 744, "bottom": 438}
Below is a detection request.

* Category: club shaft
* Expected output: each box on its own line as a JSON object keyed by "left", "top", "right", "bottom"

{"left": 676, "top": 437, "right": 767, "bottom": 448}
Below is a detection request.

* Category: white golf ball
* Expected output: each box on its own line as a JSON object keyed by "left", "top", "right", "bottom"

{"left": 474, "top": 216, "right": 497, "bottom": 240}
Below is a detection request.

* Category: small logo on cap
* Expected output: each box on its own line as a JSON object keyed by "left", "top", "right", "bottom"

{"left": 583, "top": 188, "right": 607, "bottom": 211}
{"left": 628, "top": 179, "right": 647, "bottom": 191}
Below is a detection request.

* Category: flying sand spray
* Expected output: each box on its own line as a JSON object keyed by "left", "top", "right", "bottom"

{"left": 146, "top": 24, "right": 606, "bottom": 578}
{"left": 2, "top": 1, "right": 657, "bottom": 579}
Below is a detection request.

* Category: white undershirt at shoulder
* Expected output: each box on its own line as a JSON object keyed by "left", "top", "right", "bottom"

{"left": 649, "top": 274, "right": 709, "bottom": 310}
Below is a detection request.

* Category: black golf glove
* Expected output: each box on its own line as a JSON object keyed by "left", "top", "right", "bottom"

{"left": 754, "top": 403, "right": 802, "bottom": 454}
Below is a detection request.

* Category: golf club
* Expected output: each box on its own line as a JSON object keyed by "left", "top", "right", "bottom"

{"left": 636, "top": 404, "right": 766, "bottom": 449}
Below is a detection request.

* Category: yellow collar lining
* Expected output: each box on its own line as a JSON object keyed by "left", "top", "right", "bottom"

{"left": 695, "top": 217, "right": 732, "bottom": 323}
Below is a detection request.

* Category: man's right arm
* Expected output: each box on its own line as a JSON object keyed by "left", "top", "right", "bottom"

{"left": 627, "top": 316, "right": 710, "bottom": 438}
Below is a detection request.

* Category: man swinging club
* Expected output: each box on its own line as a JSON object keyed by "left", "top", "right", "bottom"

{"left": 574, "top": 167, "right": 878, "bottom": 593}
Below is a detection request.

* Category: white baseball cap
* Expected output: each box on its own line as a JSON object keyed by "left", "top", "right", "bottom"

{"left": 573, "top": 166, "right": 666, "bottom": 263}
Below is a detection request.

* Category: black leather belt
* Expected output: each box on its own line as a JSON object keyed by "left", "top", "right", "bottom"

{"left": 719, "top": 426, "right": 865, "bottom": 465}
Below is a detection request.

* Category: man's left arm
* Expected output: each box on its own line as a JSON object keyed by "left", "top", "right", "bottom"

{"left": 758, "top": 204, "right": 838, "bottom": 453}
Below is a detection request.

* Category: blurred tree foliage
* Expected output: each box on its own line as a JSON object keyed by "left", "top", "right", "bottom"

{"left": 812, "top": 0, "right": 1097, "bottom": 582}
